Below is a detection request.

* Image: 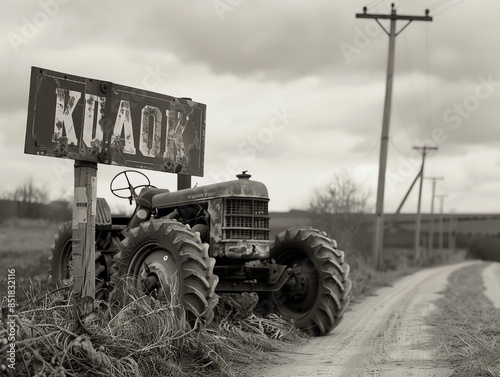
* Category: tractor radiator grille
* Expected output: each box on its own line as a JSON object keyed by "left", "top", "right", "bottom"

{"left": 224, "top": 199, "right": 270, "bottom": 240}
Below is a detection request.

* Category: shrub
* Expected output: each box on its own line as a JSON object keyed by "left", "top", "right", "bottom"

{"left": 467, "top": 236, "right": 500, "bottom": 262}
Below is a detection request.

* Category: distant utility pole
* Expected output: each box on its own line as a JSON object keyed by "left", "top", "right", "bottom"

{"left": 425, "top": 176, "right": 444, "bottom": 258}
{"left": 436, "top": 194, "right": 448, "bottom": 251}
{"left": 448, "top": 212, "right": 457, "bottom": 252}
{"left": 413, "top": 146, "right": 438, "bottom": 261}
{"left": 356, "top": 5, "right": 432, "bottom": 270}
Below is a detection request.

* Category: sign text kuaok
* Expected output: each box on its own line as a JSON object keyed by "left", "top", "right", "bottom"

{"left": 25, "top": 67, "right": 206, "bottom": 176}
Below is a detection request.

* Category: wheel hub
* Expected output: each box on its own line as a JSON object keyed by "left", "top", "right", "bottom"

{"left": 131, "top": 248, "right": 179, "bottom": 301}
{"left": 283, "top": 269, "right": 308, "bottom": 298}
{"left": 270, "top": 252, "right": 319, "bottom": 318}
{"left": 142, "top": 273, "right": 159, "bottom": 293}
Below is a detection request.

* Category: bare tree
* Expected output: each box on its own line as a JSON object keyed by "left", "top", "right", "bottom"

{"left": 11, "top": 177, "right": 48, "bottom": 204}
{"left": 309, "top": 171, "right": 371, "bottom": 254}
{"left": 0, "top": 190, "right": 12, "bottom": 200}
{"left": 1, "top": 178, "right": 50, "bottom": 218}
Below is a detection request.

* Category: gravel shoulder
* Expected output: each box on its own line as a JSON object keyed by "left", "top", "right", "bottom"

{"left": 245, "top": 261, "right": 478, "bottom": 377}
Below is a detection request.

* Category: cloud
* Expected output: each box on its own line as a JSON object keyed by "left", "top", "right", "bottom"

{"left": 122, "top": 1, "right": 365, "bottom": 80}
{"left": 2, "top": 0, "right": 500, "bottom": 213}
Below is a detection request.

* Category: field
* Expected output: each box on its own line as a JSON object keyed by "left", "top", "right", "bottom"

{"left": 0, "top": 217, "right": 473, "bottom": 376}
{"left": 0, "top": 219, "right": 60, "bottom": 277}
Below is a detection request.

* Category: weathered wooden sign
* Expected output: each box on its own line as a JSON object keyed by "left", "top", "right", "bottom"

{"left": 25, "top": 67, "right": 206, "bottom": 176}
{"left": 24, "top": 67, "right": 207, "bottom": 314}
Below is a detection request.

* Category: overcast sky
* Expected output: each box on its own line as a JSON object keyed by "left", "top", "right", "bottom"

{"left": 1, "top": 0, "right": 499, "bottom": 214}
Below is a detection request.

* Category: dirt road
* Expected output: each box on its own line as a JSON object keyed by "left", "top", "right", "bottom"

{"left": 250, "top": 261, "right": 482, "bottom": 377}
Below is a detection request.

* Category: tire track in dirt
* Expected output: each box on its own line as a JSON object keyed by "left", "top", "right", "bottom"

{"left": 482, "top": 262, "right": 500, "bottom": 309}
{"left": 248, "top": 261, "right": 478, "bottom": 377}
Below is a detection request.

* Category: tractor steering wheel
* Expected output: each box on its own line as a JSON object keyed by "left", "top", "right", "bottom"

{"left": 110, "top": 170, "right": 155, "bottom": 205}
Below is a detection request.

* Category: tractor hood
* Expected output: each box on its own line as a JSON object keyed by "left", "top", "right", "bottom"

{"left": 151, "top": 176, "right": 269, "bottom": 208}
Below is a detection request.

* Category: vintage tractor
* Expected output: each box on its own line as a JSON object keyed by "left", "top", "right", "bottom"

{"left": 50, "top": 170, "right": 351, "bottom": 336}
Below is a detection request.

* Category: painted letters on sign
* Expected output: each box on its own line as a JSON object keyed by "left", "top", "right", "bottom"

{"left": 25, "top": 67, "right": 206, "bottom": 176}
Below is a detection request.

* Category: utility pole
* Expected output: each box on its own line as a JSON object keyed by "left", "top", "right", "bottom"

{"left": 413, "top": 146, "right": 437, "bottom": 262}
{"left": 425, "top": 176, "right": 444, "bottom": 258}
{"left": 356, "top": 5, "right": 432, "bottom": 270}
{"left": 436, "top": 194, "right": 448, "bottom": 251}
{"left": 449, "top": 211, "right": 457, "bottom": 252}
{"left": 448, "top": 212, "right": 453, "bottom": 251}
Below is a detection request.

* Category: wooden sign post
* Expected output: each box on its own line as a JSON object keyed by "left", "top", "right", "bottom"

{"left": 25, "top": 67, "right": 206, "bottom": 314}
{"left": 72, "top": 161, "right": 97, "bottom": 313}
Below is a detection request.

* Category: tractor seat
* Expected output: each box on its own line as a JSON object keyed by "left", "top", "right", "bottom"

{"left": 136, "top": 187, "right": 170, "bottom": 208}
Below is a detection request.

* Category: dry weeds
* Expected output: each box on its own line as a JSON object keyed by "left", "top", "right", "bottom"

{"left": 0, "top": 282, "right": 305, "bottom": 377}
{"left": 429, "top": 263, "right": 500, "bottom": 377}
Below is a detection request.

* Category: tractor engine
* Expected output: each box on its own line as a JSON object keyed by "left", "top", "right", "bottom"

{"left": 150, "top": 171, "right": 271, "bottom": 260}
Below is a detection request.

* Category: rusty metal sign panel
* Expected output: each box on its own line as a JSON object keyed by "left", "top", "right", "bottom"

{"left": 25, "top": 67, "right": 206, "bottom": 176}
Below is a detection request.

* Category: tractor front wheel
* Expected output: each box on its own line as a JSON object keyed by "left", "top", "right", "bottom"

{"left": 263, "top": 226, "right": 352, "bottom": 336}
{"left": 109, "top": 219, "right": 219, "bottom": 325}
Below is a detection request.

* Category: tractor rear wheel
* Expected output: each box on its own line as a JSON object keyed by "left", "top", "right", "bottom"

{"left": 264, "top": 226, "right": 351, "bottom": 336}
{"left": 109, "top": 219, "right": 219, "bottom": 325}
{"left": 49, "top": 221, "right": 112, "bottom": 300}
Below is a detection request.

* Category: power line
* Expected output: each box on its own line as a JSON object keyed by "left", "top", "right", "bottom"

{"left": 366, "top": 0, "right": 388, "bottom": 10}
{"left": 433, "top": 0, "right": 469, "bottom": 16}
{"left": 429, "top": 0, "right": 455, "bottom": 10}
{"left": 388, "top": 138, "right": 408, "bottom": 156}
{"left": 402, "top": 32, "right": 424, "bottom": 128}
{"left": 354, "top": 140, "right": 381, "bottom": 168}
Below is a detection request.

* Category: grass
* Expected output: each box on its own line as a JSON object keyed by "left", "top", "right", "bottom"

{"left": 0, "top": 219, "right": 60, "bottom": 277}
{"left": 428, "top": 263, "right": 500, "bottom": 376}
{"left": 0, "top": 283, "right": 305, "bottom": 376}
{"left": 0, "top": 219, "right": 60, "bottom": 307}
{"left": 0, "top": 219, "right": 306, "bottom": 376}
{"left": 348, "top": 246, "right": 466, "bottom": 301}
{"left": 349, "top": 262, "right": 415, "bottom": 300}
